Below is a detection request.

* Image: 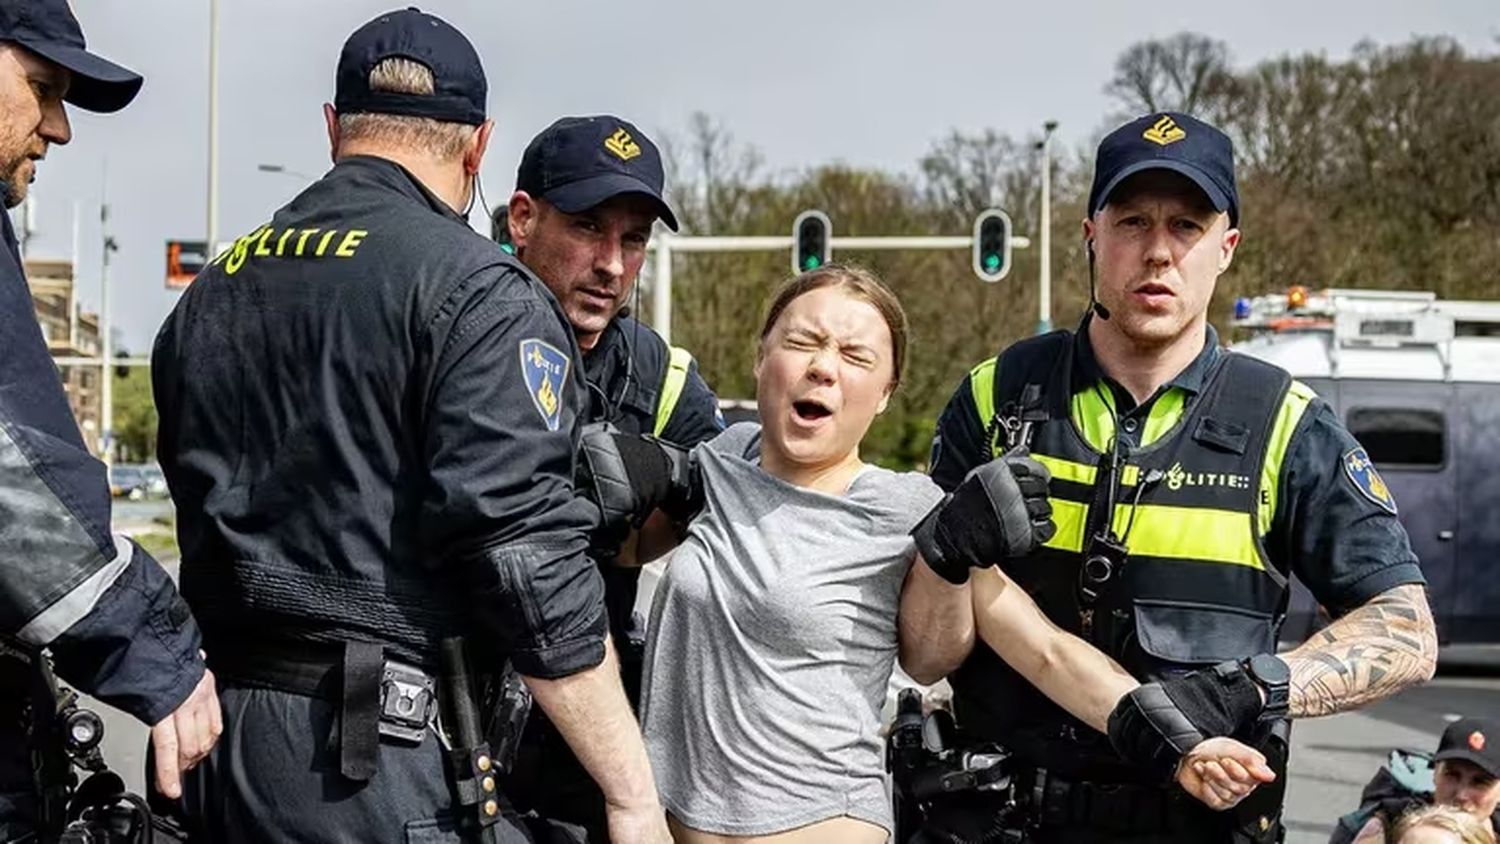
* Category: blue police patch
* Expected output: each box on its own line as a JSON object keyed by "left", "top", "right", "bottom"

{"left": 1342, "top": 446, "right": 1397, "bottom": 515}
{"left": 519, "top": 339, "right": 570, "bottom": 432}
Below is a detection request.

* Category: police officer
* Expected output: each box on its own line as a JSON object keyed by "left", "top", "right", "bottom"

{"left": 496, "top": 115, "right": 722, "bottom": 839}
{"left": 151, "top": 9, "right": 668, "bottom": 843}
{"left": 906, "top": 112, "right": 1438, "bottom": 842}
{"left": 0, "top": 0, "right": 219, "bottom": 836}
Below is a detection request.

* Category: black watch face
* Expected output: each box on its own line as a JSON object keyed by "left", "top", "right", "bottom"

{"left": 1250, "top": 654, "right": 1289, "bottom": 685}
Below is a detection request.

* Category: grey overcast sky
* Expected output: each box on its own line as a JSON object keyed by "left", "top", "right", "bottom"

{"left": 13, "top": 0, "right": 1499, "bottom": 352}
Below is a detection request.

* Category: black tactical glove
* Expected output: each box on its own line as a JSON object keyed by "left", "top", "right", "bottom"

{"left": 576, "top": 426, "right": 702, "bottom": 538}
{"left": 1107, "top": 659, "right": 1268, "bottom": 781}
{"left": 911, "top": 447, "right": 1055, "bottom": 584}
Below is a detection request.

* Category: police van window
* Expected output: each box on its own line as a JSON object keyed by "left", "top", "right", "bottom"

{"left": 1346, "top": 408, "right": 1445, "bottom": 467}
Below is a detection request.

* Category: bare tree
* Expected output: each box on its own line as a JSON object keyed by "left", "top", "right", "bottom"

{"left": 1106, "top": 32, "right": 1233, "bottom": 115}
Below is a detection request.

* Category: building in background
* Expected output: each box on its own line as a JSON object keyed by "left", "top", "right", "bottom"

{"left": 26, "top": 257, "right": 104, "bottom": 456}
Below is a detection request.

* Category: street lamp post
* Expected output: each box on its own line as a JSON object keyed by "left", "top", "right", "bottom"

{"left": 1037, "top": 119, "right": 1058, "bottom": 335}
{"left": 206, "top": 0, "right": 220, "bottom": 253}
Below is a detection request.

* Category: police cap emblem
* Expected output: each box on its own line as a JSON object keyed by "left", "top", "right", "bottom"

{"left": 1342, "top": 446, "right": 1397, "bottom": 515}
{"left": 519, "top": 338, "right": 570, "bottom": 432}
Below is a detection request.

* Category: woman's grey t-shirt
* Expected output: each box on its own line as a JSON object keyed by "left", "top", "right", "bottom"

{"left": 639, "top": 423, "right": 944, "bottom": 836}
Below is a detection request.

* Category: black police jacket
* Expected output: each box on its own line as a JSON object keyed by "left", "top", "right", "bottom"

{"left": 153, "top": 157, "right": 606, "bottom": 678}
{"left": 0, "top": 186, "right": 202, "bottom": 726}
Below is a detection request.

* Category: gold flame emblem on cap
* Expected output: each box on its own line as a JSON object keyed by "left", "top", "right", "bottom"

{"left": 604, "top": 128, "right": 641, "bottom": 161}
{"left": 1143, "top": 115, "right": 1187, "bottom": 146}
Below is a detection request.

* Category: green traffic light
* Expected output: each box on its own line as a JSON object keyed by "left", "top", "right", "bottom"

{"left": 802, "top": 255, "right": 822, "bottom": 270}
{"left": 984, "top": 254, "right": 1001, "bottom": 271}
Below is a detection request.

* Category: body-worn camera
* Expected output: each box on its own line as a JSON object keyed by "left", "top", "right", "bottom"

{"left": 1079, "top": 532, "right": 1130, "bottom": 606}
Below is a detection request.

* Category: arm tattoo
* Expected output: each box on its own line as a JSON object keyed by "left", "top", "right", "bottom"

{"left": 1284, "top": 584, "right": 1437, "bottom": 718}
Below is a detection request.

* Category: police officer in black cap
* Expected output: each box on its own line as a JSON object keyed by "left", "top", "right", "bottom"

{"left": 0, "top": 0, "right": 220, "bottom": 836}
{"left": 152, "top": 9, "right": 669, "bottom": 843}
{"left": 496, "top": 115, "right": 722, "bottom": 839}
{"left": 902, "top": 112, "right": 1438, "bottom": 842}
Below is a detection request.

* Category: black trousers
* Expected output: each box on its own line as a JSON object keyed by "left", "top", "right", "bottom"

{"left": 0, "top": 722, "right": 38, "bottom": 843}
{"left": 910, "top": 791, "right": 1271, "bottom": 844}
{"left": 171, "top": 684, "right": 587, "bottom": 844}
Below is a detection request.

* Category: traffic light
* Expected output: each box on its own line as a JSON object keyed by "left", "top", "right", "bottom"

{"left": 490, "top": 206, "right": 514, "bottom": 255}
{"left": 972, "top": 209, "right": 1013, "bottom": 282}
{"left": 791, "top": 210, "right": 831, "bottom": 274}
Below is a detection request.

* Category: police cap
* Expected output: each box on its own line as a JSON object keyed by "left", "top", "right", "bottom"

{"left": 0, "top": 0, "right": 142, "bottom": 113}
{"left": 335, "top": 7, "right": 486, "bottom": 126}
{"left": 517, "top": 115, "right": 679, "bottom": 231}
{"left": 1089, "top": 111, "right": 1239, "bottom": 227}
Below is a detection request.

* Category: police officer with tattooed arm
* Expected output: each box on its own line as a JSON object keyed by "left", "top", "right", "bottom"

{"left": 899, "top": 112, "right": 1437, "bottom": 842}
{"left": 151, "top": 9, "right": 668, "bottom": 842}
{"left": 1, "top": 1, "right": 219, "bottom": 838}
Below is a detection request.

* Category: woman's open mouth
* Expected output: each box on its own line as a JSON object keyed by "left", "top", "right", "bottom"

{"left": 791, "top": 398, "right": 834, "bottom": 425}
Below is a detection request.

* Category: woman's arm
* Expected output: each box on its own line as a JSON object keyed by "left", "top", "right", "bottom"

{"left": 896, "top": 554, "right": 975, "bottom": 684}
{"left": 969, "top": 566, "right": 1137, "bottom": 732}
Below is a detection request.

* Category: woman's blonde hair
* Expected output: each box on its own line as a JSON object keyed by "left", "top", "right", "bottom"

{"left": 757, "top": 263, "right": 909, "bottom": 391}
{"left": 1390, "top": 804, "right": 1496, "bottom": 843}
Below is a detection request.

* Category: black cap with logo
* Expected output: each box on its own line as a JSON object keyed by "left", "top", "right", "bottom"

{"left": 1089, "top": 112, "right": 1239, "bottom": 226}
{"left": 516, "top": 115, "right": 678, "bottom": 231}
{"left": 335, "top": 7, "right": 486, "bottom": 126}
{"left": 0, "top": 0, "right": 142, "bottom": 113}
{"left": 1435, "top": 717, "right": 1500, "bottom": 778}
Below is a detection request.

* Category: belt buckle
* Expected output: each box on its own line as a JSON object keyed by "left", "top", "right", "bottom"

{"left": 378, "top": 658, "right": 436, "bottom": 745}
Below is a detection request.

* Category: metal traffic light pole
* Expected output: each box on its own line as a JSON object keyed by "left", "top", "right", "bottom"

{"left": 646, "top": 231, "right": 1032, "bottom": 345}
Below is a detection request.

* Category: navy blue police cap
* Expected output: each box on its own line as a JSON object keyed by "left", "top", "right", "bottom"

{"left": 335, "top": 7, "right": 486, "bottom": 126}
{"left": 517, "top": 115, "right": 679, "bottom": 231}
{"left": 1089, "top": 112, "right": 1239, "bottom": 226}
{"left": 0, "top": 0, "right": 142, "bottom": 113}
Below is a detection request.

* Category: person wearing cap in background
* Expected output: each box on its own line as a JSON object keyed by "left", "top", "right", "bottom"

{"left": 0, "top": 0, "right": 220, "bottom": 836}
{"left": 1338, "top": 717, "right": 1500, "bottom": 843}
{"left": 151, "top": 9, "right": 668, "bottom": 843}
{"left": 902, "top": 111, "right": 1438, "bottom": 842}
{"left": 495, "top": 115, "right": 723, "bottom": 840}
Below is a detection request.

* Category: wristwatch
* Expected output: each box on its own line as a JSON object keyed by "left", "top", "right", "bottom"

{"left": 1242, "top": 653, "right": 1291, "bottom": 721}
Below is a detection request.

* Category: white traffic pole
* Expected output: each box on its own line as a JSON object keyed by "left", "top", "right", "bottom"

{"left": 653, "top": 235, "right": 673, "bottom": 345}
{"left": 206, "top": 0, "right": 221, "bottom": 253}
{"left": 99, "top": 198, "right": 113, "bottom": 464}
{"left": 1038, "top": 120, "right": 1058, "bottom": 334}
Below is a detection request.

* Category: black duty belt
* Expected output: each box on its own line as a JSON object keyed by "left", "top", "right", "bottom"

{"left": 209, "top": 639, "right": 437, "bottom": 782}
{"left": 1017, "top": 768, "right": 1204, "bottom": 836}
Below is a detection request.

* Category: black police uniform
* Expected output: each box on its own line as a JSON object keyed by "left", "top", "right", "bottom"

{"left": 1, "top": 3, "right": 201, "bottom": 837}
{"left": 923, "top": 317, "right": 1426, "bottom": 842}
{"left": 152, "top": 152, "right": 608, "bottom": 842}
{"left": 501, "top": 312, "right": 721, "bottom": 837}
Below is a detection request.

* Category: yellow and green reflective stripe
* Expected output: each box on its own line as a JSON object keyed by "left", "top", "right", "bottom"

{"left": 1034, "top": 454, "right": 1139, "bottom": 488}
{"left": 969, "top": 358, "right": 998, "bottom": 444}
{"left": 1042, "top": 499, "right": 1263, "bottom": 570}
{"left": 653, "top": 346, "right": 694, "bottom": 437}
{"left": 1120, "top": 504, "right": 1263, "bottom": 569}
{"left": 1257, "top": 379, "right": 1316, "bottom": 532}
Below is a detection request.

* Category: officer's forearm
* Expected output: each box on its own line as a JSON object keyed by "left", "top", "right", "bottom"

{"left": 522, "top": 636, "right": 662, "bottom": 812}
{"left": 972, "top": 568, "right": 1138, "bottom": 733}
{"left": 1282, "top": 584, "right": 1437, "bottom": 718}
{"left": 896, "top": 555, "right": 975, "bottom": 685}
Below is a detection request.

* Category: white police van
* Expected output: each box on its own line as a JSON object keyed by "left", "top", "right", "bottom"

{"left": 1232, "top": 288, "right": 1500, "bottom": 654}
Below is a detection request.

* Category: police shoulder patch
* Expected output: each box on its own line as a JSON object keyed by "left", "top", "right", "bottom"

{"left": 1342, "top": 446, "right": 1397, "bottom": 515}
{"left": 519, "top": 338, "right": 570, "bottom": 432}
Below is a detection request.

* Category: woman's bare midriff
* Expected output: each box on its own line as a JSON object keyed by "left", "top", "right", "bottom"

{"left": 668, "top": 814, "right": 888, "bottom": 844}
